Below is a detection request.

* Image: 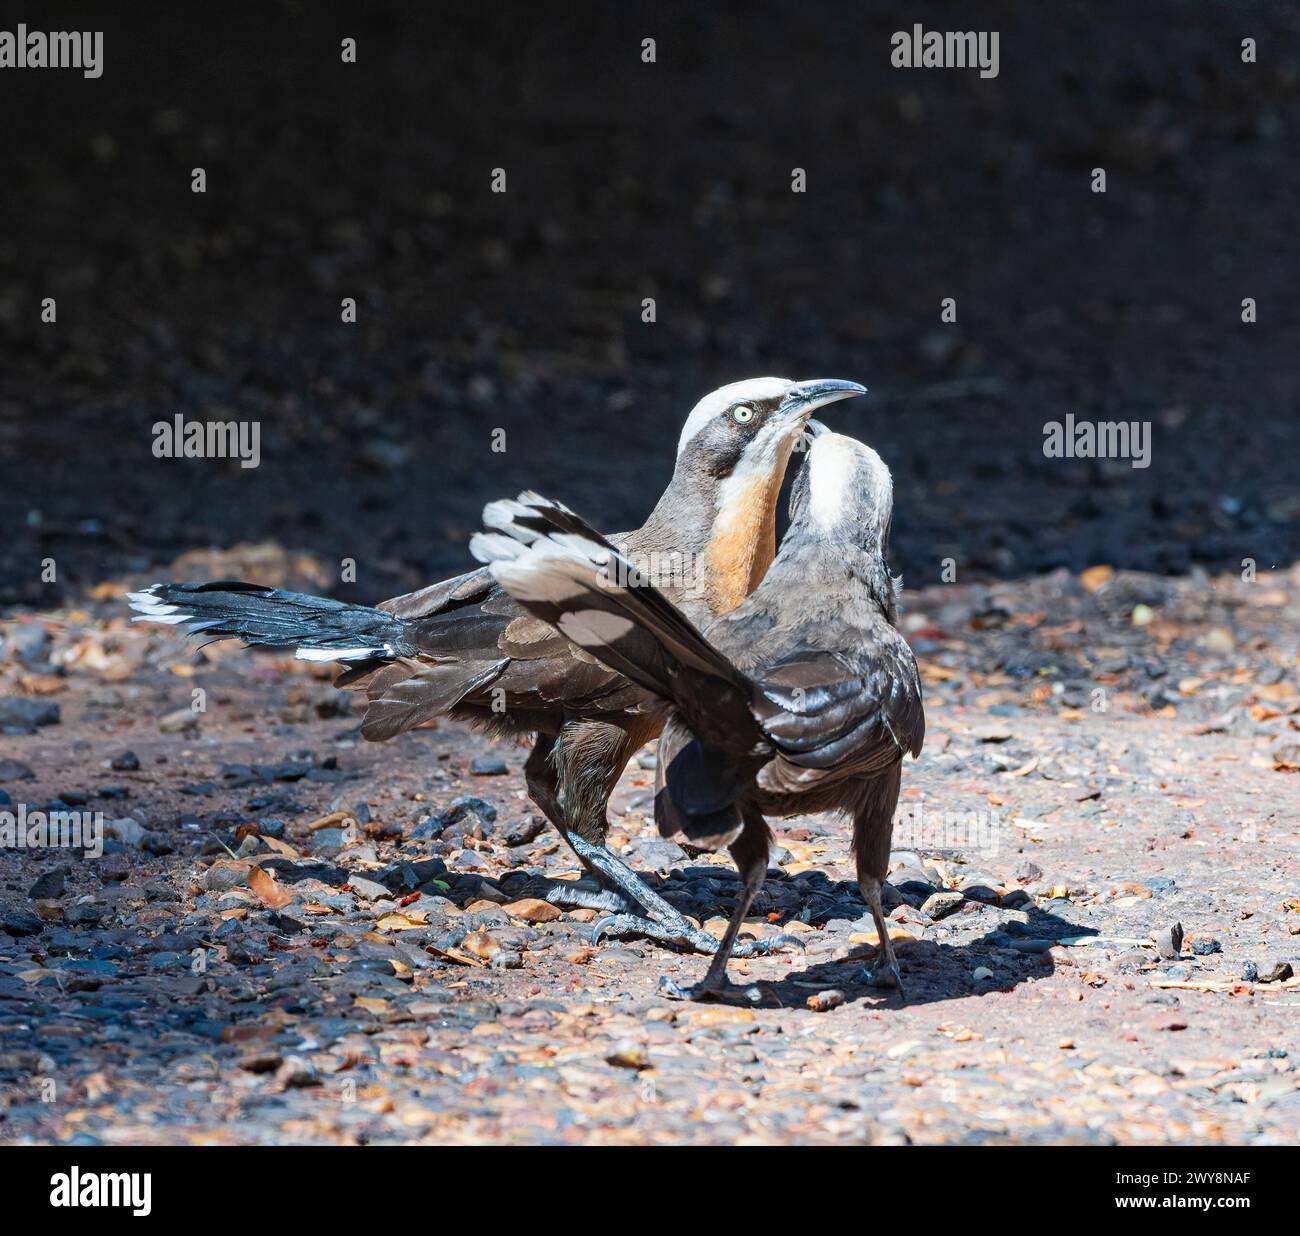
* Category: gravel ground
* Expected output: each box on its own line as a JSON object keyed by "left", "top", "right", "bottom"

{"left": 0, "top": 1, "right": 1297, "bottom": 1148}
{"left": 1, "top": 557, "right": 1297, "bottom": 1145}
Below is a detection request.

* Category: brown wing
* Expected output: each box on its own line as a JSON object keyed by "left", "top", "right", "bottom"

{"left": 342, "top": 562, "right": 649, "bottom": 740}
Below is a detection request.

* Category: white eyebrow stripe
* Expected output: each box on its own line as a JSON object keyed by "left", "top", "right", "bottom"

{"left": 676, "top": 377, "right": 792, "bottom": 456}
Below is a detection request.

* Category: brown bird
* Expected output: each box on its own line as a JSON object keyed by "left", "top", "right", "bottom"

{"left": 473, "top": 424, "right": 924, "bottom": 1000}
{"left": 128, "top": 378, "right": 867, "bottom": 951}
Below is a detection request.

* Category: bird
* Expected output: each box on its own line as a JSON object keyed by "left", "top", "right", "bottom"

{"left": 471, "top": 423, "right": 924, "bottom": 1001}
{"left": 127, "top": 377, "right": 868, "bottom": 955}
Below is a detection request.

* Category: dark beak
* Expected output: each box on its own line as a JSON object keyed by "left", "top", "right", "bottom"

{"left": 778, "top": 379, "right": 868, "bottom": 420}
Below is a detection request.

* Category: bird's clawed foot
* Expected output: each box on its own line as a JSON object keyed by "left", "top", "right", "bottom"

{"left": 591, "top": 913, "right": 721, "bottom": 955}
{"left": 731, "top": 931, "right": 806, "bottom": 959}
{"left": 657, "top": 974, "right": 762, "bottom": 1004}
{"left": 861, "top": 958, "right": 906, "bottom": 999}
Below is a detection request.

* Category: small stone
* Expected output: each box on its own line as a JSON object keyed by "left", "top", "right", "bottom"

{"left": 1190, "top": 936, "right": 1221, "bottom": 956}
{"left": 956, "top": 875, "right": 1000, "bottom": 903}
{"left": 972, "top": 966, "right": 994, "bottom": 982}
{"left": 348, "top": 876, "right": 390, "bottom": 902}
{"left": 106, "top": 817, "right": 147, "bottom": 848}
{"left": 806, "top": 989, "right": 846, "bottom": 1013}
{"left": 158, "top": 708, "right": 200, "bottom": 733}
{"left": 469, "top": 756, "right": 509, "bottom": 776}
{"left": 1154, "top": 922, "right": 1184, "bottom": 959}
{"left": 0, "top": 758, "right": 35, "bottom": 781}
{"left": 921, "top": 890, "right": 965, "bottom": 920}
{"left": 1241, "top": 960, "right": 1259, "bottom": 983}
{"left": 66, "top": 900, "right": 108, "bottom": 926}
{"left": 606, "top": 1041, "right": 650, "bottom": 1069}
{"left": 28, "top": 867, "right": 67, "bottom": 900}
{"left": 110, "top": 750, "right": 140, "bottom": 772}
{"left": 500, "top": 814, "right": 547, "bottom": 847}
{"left": 0, "top": 697, "right": 60, "bottom": 731}
{"left": 202, "top": 859, "right": 252, "bottom": 891}
{"left": 1256, "top": 958, "right": 1294, "bottom": 984}
{"left": 98, "top": 853, "right": 131, "bottom": 882}
{"left": 502, "top": 898, "right": 562, "bottom": 924}
{"left": 274, "top": 1055, "right": 320, "bottom": 1089}
{"left": 3, "top": 907, "right": 45, "bottom": 936}
{"left": 972, "top": 723, "right": 1012, "bottom": 743}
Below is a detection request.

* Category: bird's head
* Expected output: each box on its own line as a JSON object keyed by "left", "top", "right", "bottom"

{"left": 789, "top": 423, "right": 894, "bottom": 546}
{"left": 671, "top": 377, "right": 867, "bottom": 614}
{"left": 675, "top": 377, "right": 867, "bottom": 478}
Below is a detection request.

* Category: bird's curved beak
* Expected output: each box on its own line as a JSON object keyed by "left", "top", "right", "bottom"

{"left": 777, "top": 379, "right": 867, "bottom": 428}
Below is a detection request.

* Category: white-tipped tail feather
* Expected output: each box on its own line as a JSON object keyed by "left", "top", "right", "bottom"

{"left": 126, "top": 587, "right": 194, "bottom": 625}
{"left": 125, "top": 581, "right": 406, "bottom": 664}
{"left": 294, "top": 644, "right": 393, "bottom": 663}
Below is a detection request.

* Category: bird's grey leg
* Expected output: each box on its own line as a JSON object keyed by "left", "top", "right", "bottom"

{"left": 659, "top": 815, "right": 773, "bottom": 1002}
{"left": 539, "top": 723, "right": 731, "bottom": 950}
{"left": 858, "top": 875, "right": 905, "bottom": 998}
{"left": 853, "top": 770, "right": 906, "bottom": 998}
{"left": 524, "top": 735, "right": 638, "bottom": 914}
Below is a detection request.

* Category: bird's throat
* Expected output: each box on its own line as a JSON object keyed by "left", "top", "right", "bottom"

{"left": 704, "top": 463, "right": 785, "bottom": 615}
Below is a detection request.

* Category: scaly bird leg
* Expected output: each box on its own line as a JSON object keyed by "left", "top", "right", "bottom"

{"left": 859, "top": 874, "right": 905, "bottom": 998}
{"left": 659, "top": 815, "right": 772, "bottom": 1002}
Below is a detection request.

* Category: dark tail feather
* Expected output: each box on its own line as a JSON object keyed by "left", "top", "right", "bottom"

{"left": 126, "top": 581, "right": 408, "bottom": 664}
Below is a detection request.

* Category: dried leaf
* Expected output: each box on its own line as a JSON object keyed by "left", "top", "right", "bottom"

{"left": 248, "top": 866, "right": 293, "bottom": 910}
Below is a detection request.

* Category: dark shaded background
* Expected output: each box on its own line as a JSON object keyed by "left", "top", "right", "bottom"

{"left": 1, "top": 0, "right": 1297, "bottom": 608}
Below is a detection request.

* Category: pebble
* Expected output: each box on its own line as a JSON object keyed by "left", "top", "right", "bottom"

{"left": 1190, "top": 936, "right": 1222, "bottom": 956}
{"left": 500, "top": 814, "right": 547, "bottom": 847}
{"left": 0, "top": 758, "right": 35, "bottom": 781}
{"left": 470, "top": 756, "right": 509, "bottom": 776}
{"left": 28, "top": 867, "right": 67, "bottom": 900}
{"left": 0, "top": 697, "right": 60, "bottom": 732}
{"left": 106, "top": 817, "right": 147, "bottom": 848}
{"left": 158, "top": 708, "right": 200, "bottom": 733}
{"left": 110, "top": 750, "right": 141, "bottom": 772}
{"left": 606, "top": 1040, "right": 651, "bottom": 1069}
{"left": 806, "top": 989, "right": 846, "bottom": 1013}
{"left": 1256, "top": 958, "right": 1294, "bottom": 984}
{"left": 2, "top": 908, "right": 46, "bottom": 936}
{"left": 275, "top": 1055, "right": 321, "bottom": 1088}
{"left": 921, "top": 891, "right": 965, "bottom": 920}
{"left": 347, "top": 876, "right": 390, "bottom": 902}
{"left": 68, "top": 899, "right": 110, "bottom": 925}
{"left": 502, "top": 898, "right": 562, "bottom": 924}
{"left": 1154, "top": 922, "right": 1184, "bottom": 959}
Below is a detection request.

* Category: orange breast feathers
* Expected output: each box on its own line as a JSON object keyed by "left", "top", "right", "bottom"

{"left": 704, "top": 469, "right": 783, "bottom": 614}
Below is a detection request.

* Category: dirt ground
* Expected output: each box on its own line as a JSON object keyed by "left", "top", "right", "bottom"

{"left": 1, "top": 551, "right": 1297, "bottom": 1145}
{"left": 1, "top": 2, "right": 1298, "bottom": 1147}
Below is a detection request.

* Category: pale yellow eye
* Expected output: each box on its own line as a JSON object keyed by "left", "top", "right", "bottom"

{"left": 731, "top": 405, "right": 754, "bottom": 424}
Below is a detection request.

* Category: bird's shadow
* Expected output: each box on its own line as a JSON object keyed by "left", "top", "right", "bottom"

{"left": 609, "top": 863, "right": 1086, "bottom": 1010}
